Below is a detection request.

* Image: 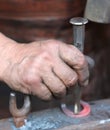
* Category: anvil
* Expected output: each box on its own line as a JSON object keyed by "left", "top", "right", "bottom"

{"left": 0, "top": 99, "right": 110, "bottom": 130}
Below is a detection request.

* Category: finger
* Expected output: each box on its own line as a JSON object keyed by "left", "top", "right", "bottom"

{"left": 85, "top": 55, "right": 95, "bottom": 69}
{"left": 30, "top": 82, "right": 52, "bottom": 100}
{"left": 53, "top": 59, "right": 78, "bottom": 87}
{"left": 59, "top": 43, "right": 89, "bottom": 86}
{"left": 41, "top": 68, "right": 66, "bottom": 98}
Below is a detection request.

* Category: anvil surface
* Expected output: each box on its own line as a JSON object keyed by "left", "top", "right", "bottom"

{"left": 0, "top": 99, "right": 110, "bottom": 130}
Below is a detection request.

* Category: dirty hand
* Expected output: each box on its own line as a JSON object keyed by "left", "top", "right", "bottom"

{"left": 0, "top": 33, "right": 89, "bottom": 100}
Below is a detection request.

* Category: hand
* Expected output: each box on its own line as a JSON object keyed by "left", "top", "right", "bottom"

{"left": 0, "top": 35, "right": 89, "bottom": 100}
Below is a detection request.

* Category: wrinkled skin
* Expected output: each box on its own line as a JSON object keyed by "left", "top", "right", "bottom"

{"left": 0, "top": 33, "right": 89, "bottom": 100}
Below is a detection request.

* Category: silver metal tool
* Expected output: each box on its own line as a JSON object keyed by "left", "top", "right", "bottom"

{"left": 70, "top": 17, "right": 88, "bottom": 114}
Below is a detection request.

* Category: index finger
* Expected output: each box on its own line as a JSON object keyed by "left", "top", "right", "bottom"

{"left": 59, "top": 43, "right": 89, "bottom": 87}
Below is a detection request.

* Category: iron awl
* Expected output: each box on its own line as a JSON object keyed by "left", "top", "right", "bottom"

{"left": 70, "top": 17, "right": 88, "bottom": 114}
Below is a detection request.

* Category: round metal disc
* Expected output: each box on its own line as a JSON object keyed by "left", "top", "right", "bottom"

{"left": 70, "top": 17, "right": 88, "bottom": 25}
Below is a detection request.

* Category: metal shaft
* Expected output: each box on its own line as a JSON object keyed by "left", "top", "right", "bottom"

{"left": 70, "top": 17, "right": 88, "bottom": 114}
{"left": 9, "top": 92, "right": 31, "bottom": 128}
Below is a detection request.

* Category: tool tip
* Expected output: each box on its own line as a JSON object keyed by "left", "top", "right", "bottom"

{"left": 61, "top": 100, "right": 91, "bottom": 118}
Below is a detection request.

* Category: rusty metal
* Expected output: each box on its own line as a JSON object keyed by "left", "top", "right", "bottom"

{"left": 1, "top": 99, "right": 110, "bottom": 130}
{"left": 9, "top": 92, "right": 31, "bottom": 128}
{"left": 84, "top": 0, "right": 110, "bottom": 23}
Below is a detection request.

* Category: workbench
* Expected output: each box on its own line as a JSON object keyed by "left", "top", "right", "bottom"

{"left": 0, "top": 99, "right": 110, "bottom": 130}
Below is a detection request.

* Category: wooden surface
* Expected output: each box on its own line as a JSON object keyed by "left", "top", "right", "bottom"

{"left": 0, "top": 0, "right": 86, "bottom": 20}
{"left": 0, "top": 0, "right": 86, "bottom": 42}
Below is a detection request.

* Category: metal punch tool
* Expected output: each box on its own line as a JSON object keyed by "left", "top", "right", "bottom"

{"left": 61, "top": 17, "right": 91, "bottom": 117}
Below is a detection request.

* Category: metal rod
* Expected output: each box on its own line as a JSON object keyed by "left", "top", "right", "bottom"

{"left": 9, "top": 92, "right": 31, "bottom": 128}
{"left": 70, "top": 17, "right": 88, "bottom": 114}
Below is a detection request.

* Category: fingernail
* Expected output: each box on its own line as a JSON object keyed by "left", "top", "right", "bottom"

{"left": 84, "top": 79, "right": 89, "bottom": 87}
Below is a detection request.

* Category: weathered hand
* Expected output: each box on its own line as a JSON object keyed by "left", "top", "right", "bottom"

{"left": 0, "top": 35, "right": 89, "bottom": 100}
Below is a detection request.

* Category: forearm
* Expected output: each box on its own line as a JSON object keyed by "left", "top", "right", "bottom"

{"left": 0, "top": 32, "right": 19, "bottom": 82}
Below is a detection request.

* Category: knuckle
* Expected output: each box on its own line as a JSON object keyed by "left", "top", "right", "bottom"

{"left": 78, "top": 55, "right": 87, "bottom": 68}
{"left": 40, "top": 92, "right": 52, "bottom": 101}
{"left": 33, "top": 85, "right": 52, "bottom": 101}
{"left": 39, "top": 51, "right": 53, "bottom": 66}
{"left": 53, "top": 85, "right": 66, "bottom": 96}
{"left": 66, "top": 73, "right": 78, "bottom": 86}
{"left": 46, "top": 39, "right": 60, "bottom": 48}
{"left": 40, "top": 52, "right": 51, "bottom": 61}
{"left": 22, "top": 74, "right": 39, "bottom": 85}
{"left": 79, "top": 65, "right": 89, "bottom": 81}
